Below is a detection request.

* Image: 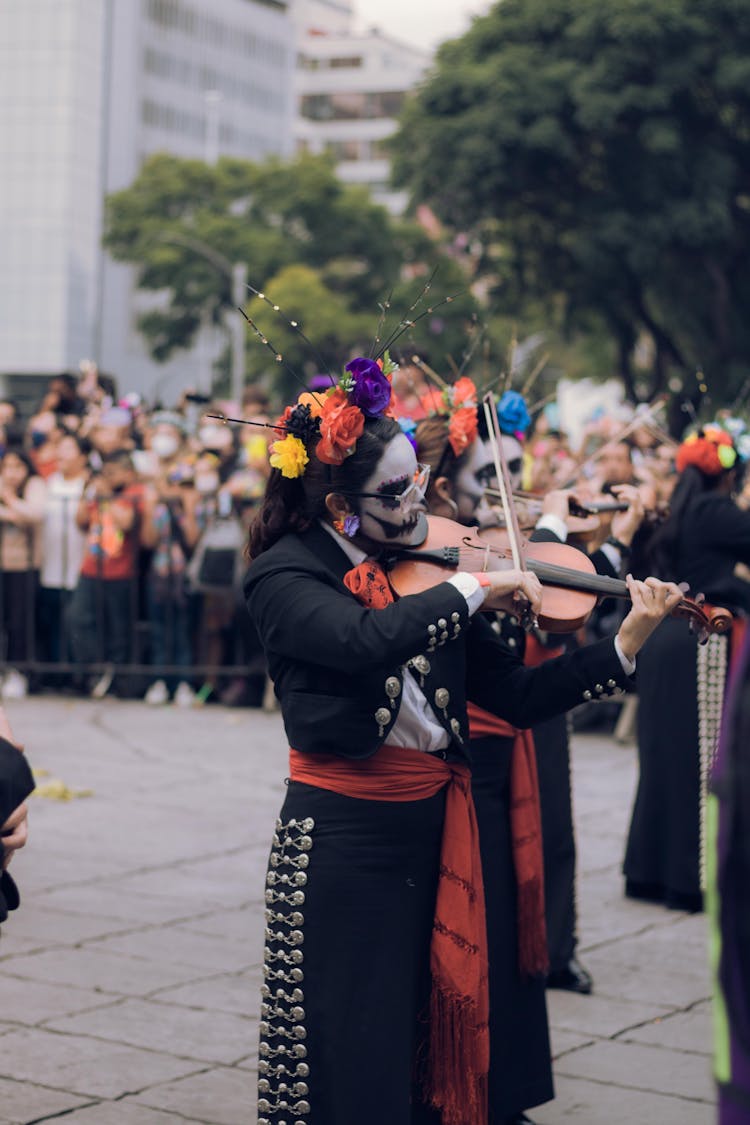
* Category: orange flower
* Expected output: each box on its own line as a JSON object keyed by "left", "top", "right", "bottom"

{"left": 297, "top": 391, "right": 325, "bottom": 418}
{"left": 452, "top": 377, "right": 477, "bottom": 408}
{"left": 419, "top": 387, "right": 447, "bottom": 416}
{"left": 448, "top": 406, "right": 478, "bottom": 456}
{"left": 317, "top": 390, "right": 365, "bottom": 465}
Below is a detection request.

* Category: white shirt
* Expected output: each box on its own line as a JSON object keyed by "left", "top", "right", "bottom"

{"left": 41, "top": 474, "right": 87, "bottom": 589}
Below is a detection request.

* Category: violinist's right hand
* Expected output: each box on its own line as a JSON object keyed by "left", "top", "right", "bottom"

{"left": 478, "top": 568, "right": 544, "bottom": 616}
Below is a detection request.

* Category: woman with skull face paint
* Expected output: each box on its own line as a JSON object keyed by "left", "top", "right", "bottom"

{"left": 244, "top": 358, "right": 682, "bottom": 1125}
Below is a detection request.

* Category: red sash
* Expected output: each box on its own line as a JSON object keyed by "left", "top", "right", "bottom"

{"left": 289, "top": 745, "right": 489, "bottom": 1125}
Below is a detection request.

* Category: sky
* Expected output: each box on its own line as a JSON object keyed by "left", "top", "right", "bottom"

{"left": 353, "top": 0, "right": 492, "bottom": 52}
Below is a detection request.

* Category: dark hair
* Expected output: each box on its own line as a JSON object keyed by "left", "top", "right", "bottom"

{"left": 59, "top": 430, "right": 91, "bottom": 458}
{"left": 101, "top": 448, "right": 134, "bottom": 470}
{"left": 1, "top": 447, "right": 36, "bottom": 487}
{"left": 248, "top": 415, "right": 401, "bottom": 557}
{"left": 646, "top": 463, "right": 722, "bottom": 580}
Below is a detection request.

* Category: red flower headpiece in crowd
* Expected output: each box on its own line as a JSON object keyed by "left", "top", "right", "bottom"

{"left": 419, "top": 376, "right": 479, "bottom": 456}
{"left": 269, "top": 354, "right": 397, "bottom": 479}
{"left": 675, "top": 425, "right": 738, "bottom": 477}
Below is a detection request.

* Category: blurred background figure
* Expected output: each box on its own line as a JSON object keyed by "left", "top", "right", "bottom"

{"left": 0, "top": 450, "right": 46, "bottom": 700}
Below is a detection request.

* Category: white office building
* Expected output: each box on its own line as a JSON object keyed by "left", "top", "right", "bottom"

{"left": 296, "top": 26, "right": 430, "bottom": 214}
{"left": 0, "top": 0, "right": 294, "bottom": 399}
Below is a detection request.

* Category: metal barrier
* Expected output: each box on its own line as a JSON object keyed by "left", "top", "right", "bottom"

{"left": 0, "top": 496, "right": 265, "bottom": 697}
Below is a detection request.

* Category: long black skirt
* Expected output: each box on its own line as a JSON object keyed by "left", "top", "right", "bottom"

{"left": 471, "top": 735, "right": 554, "bottom": 1122}
{"left": 624, "top": 616, "right": 714, "bottom": 909}
{"left": 258, "top": 779, "right": 445, "bottom": 1125}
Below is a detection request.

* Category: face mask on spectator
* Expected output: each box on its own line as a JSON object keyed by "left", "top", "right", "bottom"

{"left": 30, "top": 430, "right": 48, "bottom": 449}
{"left": 151, "top": 433, "right": 180, "bottom": 460}
{"left": 195, "top": 472, "right": 220, "bottom": 494}
{"left": 199, "top": 425, "right": 229, "bottom": 451}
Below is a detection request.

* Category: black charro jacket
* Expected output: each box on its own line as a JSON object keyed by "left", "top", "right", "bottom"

{"left": 244, "top": 522, "right": 631, "bottom": 763}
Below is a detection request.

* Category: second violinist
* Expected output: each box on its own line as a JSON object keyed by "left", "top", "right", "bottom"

{"left": 409, "top": 377, "right": 667, "bottom": 1125}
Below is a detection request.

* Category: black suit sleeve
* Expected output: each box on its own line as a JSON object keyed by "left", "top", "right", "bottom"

{"left": 0, "top": 739, "right": 34, "bottom": 827}
{"left": 466, "top": 613, "right": 630, "bottom": 729}
{"left": 246, "top": 562, "right": 470, "bottom": 675}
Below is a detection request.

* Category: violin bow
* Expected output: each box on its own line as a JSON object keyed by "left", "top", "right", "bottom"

{"left": 482, "top": 391, "right": 537, "bottom": 627}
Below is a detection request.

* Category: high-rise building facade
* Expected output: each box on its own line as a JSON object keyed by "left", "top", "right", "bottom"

{"left": 296, "top": 26, "right": 429, "bottom": 215}
{"left": 0, "top": 0, "right": 294, "bottom": 398}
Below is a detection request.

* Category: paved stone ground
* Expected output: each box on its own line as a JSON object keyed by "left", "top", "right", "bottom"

{"left": 0, "top": 698, "right": 715, "bottom": 1124}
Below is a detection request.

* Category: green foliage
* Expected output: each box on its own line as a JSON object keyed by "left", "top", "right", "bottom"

{"left": 392, "top": 0, "right": 750, "bottom": 409}
{"left": 103, "top": 152, "right": 477, "bottom": 399}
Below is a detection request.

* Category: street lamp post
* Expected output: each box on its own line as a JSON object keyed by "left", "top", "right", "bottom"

{"left": 158, "top": 233, "right": 247, "bottom": 403}
{"left": 230, "top": 261, "right": 249, "bottom": 407}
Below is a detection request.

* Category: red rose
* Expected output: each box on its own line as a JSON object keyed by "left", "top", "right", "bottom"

{"left": 317, "top": 390, "right": 365, "bottom": 465}
{"left": 448, "top": 406, "right": 478, "bottom": 456}
{"left": 274, "top": 404, "right": 294, "bottom": 437}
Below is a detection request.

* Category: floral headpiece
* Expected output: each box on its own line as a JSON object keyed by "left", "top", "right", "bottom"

{"left": 269, "top": 354, "right": 397, "bottom": 479}
{"left": 419, "top": 376, "right": 479, "bottom": 457}
{"left": 676, "top": 425, "right": 738, "bottom": 476}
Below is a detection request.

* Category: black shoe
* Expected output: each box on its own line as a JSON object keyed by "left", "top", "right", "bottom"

{"left": 546, "top": 956, "right": 593, "bottom": 994}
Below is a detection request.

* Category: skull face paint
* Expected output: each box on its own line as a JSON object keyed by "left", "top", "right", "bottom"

{"left": 354, "top": 433, "right": 428, "bottom": 547}
{"left": 453, "top": 436, "right": 496, "bottom": 525}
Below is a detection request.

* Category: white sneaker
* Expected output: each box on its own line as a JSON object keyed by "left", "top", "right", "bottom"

{"left": 1, "top": 669, "right": 28, "bottom": 700}
{"left": 173, "top": 681, "right": 195, "bottom": 708}
{"left": 90, "top": 665, "right": 114, "bottom": 699}
{"left": 144, "top": 679, "right": 169, "bottom": 705}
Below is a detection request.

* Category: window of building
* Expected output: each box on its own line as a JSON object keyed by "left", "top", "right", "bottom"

{"left": 300, "top": 90, "right": 405, "bottom": 122}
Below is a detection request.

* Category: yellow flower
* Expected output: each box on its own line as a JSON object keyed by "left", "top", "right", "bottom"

{"left": 270, "top": 434, "right": 309, "bottom": 479}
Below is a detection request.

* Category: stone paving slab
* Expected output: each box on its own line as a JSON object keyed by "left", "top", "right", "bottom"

{"left": 617, "top": 999, "right": 713, "bottom": 1056}
{"left": 43, "top": 1103, "right": 198, "bottom": 1124}
{"left": 538, "top": 1074, "right": 713, "bottom": 1125}
{"left": 555, "top": 1038, "right": 715, "bottom": 1102}
{"left": 127, "top": 1066, "right": 256, "bottom": 1125}
{"left": 47, "top": 997, "right": 254, "bottom": 1065}
{"left": 1, "top": 946, "right": 212, "bottom": 996}
{"left": 0, "top": 1025, "right": 204, "bottom": 1099}
{"left": 85, "top": 925, "right": 255, "bottom": 973}
{"left": 151, "top": 971, "right": 260, "bottom": 1018}
{"left": 0, "top": 973, "right": 117, "bottom": 1025}
{"left": 0, "top": 1076, "right": 90, "bottom": 1124}
{"left": 547, "top": 990, "right": 675, "bottom": 1040}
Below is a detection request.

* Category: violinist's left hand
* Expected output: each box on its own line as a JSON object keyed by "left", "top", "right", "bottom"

{"left": 616, "top": 575, "right": 684, "bottom": 662}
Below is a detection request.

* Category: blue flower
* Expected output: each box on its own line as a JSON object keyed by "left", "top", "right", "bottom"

{"left": 497, "top": 390, "right": 531, "bottom": 437}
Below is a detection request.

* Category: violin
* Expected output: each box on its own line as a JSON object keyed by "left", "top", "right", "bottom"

{"left": 385, "top": 514, "right": 733, "bottom": 640}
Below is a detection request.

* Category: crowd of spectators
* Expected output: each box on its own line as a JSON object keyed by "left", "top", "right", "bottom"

{"left": 0, "top": 362, "right": 274, "bottom": 706}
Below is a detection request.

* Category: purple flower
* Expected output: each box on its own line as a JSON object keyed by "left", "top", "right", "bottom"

{"left": 344, "top": 514, "right": 360, "bottom": 537}
{"left": 346, "top": 357, "right": 393, "bottom": 417}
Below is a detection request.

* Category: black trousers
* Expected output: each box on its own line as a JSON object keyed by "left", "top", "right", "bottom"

{"left": 471, "top": 734, "right": 554, "bottom": 1121}
{"left": 69, "top": 575, "right": 133, "bottom": 666}
{"left": 258, "top": 780, "right": 444, "bottom": 1125}
{"left": 534, "top": 714, "right": 577, "bottom": 971}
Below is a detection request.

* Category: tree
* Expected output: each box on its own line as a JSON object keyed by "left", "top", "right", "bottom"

{"left": 103, "top": 153, "right": 476, "bottom": 398}
{"left": 392, "top": 0, "right": 750, "bottom": 410}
